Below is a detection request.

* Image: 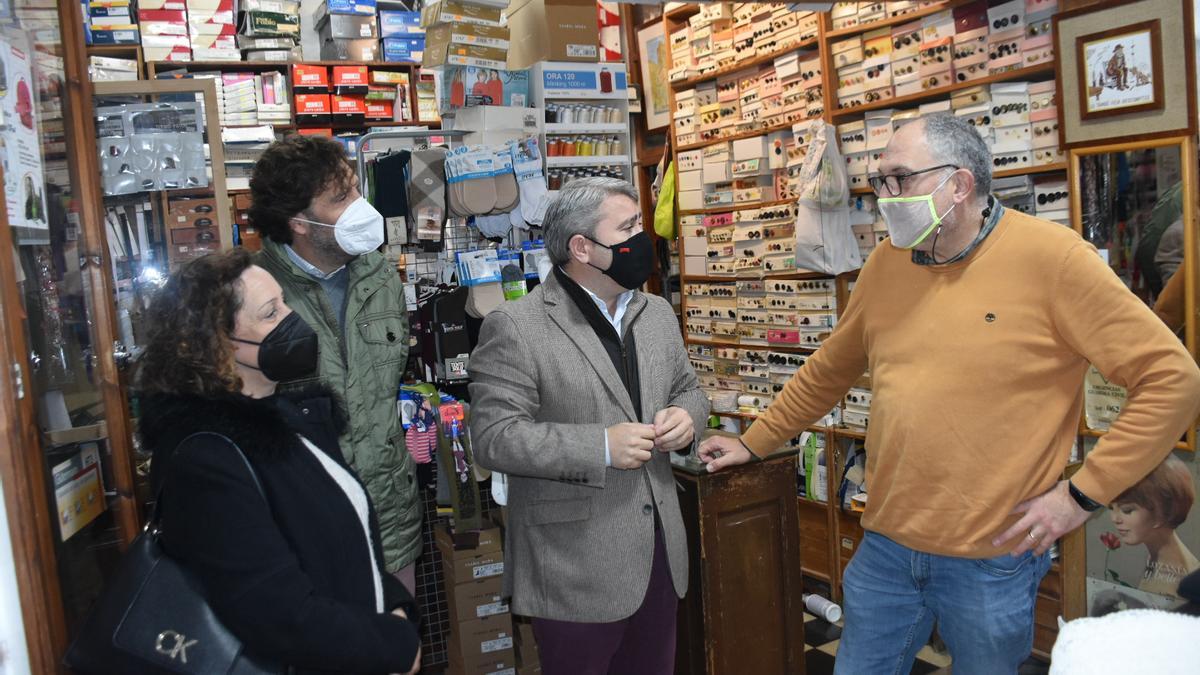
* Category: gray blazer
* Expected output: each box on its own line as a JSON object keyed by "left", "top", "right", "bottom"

{"left": 469, "top": 272, "right": 710, "bottom": 623}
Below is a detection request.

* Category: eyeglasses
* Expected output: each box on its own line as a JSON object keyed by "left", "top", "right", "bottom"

{"left": 868, "top": 164, "right": 958, "bottom": 196}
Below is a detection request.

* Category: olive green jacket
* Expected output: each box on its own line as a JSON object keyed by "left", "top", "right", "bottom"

{"left": 257, "top": 239, "right": 421, "bottom": 571}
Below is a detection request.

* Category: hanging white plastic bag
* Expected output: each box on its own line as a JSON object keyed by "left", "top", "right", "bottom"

{"left": 794, "top": 119, "right": 863, "bottom": 275}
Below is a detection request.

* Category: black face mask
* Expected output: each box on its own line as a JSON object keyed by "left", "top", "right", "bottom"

{"left": 586, "top": 230, "right": 655, "bottom": 290}
{"left": 231, "top": 311, "right": 319, "bottom": 383}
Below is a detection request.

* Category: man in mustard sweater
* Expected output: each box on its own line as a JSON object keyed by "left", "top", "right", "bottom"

{"left": 700, "top": 114, "right": 1200, "bottom": 674}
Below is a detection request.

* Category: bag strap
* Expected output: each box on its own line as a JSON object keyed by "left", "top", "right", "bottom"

{"left": 150, "top": 432, "right": 267, "bottom": 531}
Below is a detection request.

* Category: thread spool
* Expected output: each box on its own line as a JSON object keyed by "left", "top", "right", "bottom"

{"left": 803, "top": 593, "right": 842, "bottom": 623}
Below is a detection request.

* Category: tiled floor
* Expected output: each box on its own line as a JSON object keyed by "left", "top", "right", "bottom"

{"left": 802, "top": 613, "right": 1051, "bottom": 675}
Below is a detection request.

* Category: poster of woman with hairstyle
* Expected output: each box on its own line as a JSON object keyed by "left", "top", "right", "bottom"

{"left": 1087, "top": 452, "right": 1200, "bottom": 615}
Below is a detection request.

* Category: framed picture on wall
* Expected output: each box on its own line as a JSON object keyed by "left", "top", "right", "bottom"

{"left": 636, "top": 21, "right": 671, "bottom": 132}
{"left": 1054, "top": 0, "right": 1196, "bottom": 148}
{"left": 1077, "top": 20, "right": 1164, "bottom": 119}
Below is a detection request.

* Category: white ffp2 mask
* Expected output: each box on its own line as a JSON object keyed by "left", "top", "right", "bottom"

{"left": 294, "top": 197, "right": 385, "bottom": 256}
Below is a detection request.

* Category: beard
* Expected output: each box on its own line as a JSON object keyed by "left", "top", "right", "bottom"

{"left": 307, "top": 219, "right": 355, "bottom": 266}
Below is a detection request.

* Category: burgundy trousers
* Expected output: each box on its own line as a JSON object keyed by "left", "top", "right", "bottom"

{"left": 531, "top": 527, "right": 678, "bottom": 675}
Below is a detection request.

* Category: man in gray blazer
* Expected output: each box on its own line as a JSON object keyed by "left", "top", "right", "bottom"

{"left": 470, "top": 178, "right": 709, "bottom": 675}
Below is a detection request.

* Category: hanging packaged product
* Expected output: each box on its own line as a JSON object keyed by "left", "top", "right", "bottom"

{"left": 438, "top": 398, "right": 483, "bottom": 530}
{"left": 408, "top": 147, "right": 449, "bottom": 250}
{"left": 509, "top": 137, "right": 549, "bottom": 226}
{"left": 95, "top": 102, "right": 209, "bottom": 195}
{"left": 445, "top": 145, "right": 499, "bottom": 216}
{"left": 399, "top": 383, "right": 440, "bottom": 465}
{"left": 456, "top": 248, "right": 503, "bottom": 286}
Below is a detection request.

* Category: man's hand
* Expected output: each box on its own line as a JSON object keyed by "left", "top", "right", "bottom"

{"left": 992, "top": 481, "right": 1094, "bottom": 557}
{"left": 390, "top": 609, "right": 421, "bottom": 675}
{"left": 653, "top": 407, "right": 694, "bottom": 452}
{"left": 698, "top": 436, "right": 755, "bottom": 473}
{"left": 607, "top": 423, "right": 656, "bottom": 469}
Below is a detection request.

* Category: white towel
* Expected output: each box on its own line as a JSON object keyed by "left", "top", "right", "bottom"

{"left": 1049, "top": 609, "right": 1200, "bottom": 674}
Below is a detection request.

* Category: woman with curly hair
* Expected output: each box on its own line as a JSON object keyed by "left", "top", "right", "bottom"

{"left": 136, "top": 249, "right": 421, "bottom": 675}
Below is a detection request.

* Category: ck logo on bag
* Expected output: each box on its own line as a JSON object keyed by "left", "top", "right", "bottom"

{"left": 155, "top": 630, "right": 198, "bottom": 663}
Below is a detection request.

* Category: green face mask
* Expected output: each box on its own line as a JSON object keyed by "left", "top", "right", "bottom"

{"left": 877, "top": 173, "right": 958, "bottom": 249}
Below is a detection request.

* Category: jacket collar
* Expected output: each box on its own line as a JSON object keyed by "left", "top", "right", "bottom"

{"left": 542, "top": 271, "right": 648, "bottom": 421}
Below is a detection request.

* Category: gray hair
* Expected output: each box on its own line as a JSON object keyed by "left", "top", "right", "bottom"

{"left": 542, "top": 177, "right": 639, "bottom": 265}
{"left": 921, "top": 113, "right": 992, "bottom": 199}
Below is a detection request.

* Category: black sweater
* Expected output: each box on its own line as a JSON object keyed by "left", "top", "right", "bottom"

{"left": 141, "top": 387, "right": 420, "bottom": 675}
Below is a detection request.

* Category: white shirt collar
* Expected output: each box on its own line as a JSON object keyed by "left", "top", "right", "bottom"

{"left": 285, "top": 244, "right": 345, "bottom": 281}
{"left": 579, "top": 282, "right": 635, "bottom": 334}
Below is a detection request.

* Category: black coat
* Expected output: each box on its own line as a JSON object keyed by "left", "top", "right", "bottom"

{"left": 141, "top": 387, "right": 420, "bottom": 675}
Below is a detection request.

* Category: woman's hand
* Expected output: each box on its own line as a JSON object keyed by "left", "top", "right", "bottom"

{"left": 390, "top": 609, "right": 421, "bottom": 675}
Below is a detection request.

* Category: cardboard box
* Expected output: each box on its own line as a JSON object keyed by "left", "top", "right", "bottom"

{"left": 90, "top": 28, "right": 142, "bottom": 45}
{"left": 446, "top": 574, "right": 509, "bottom": 625}
{"left": 437, "top": 66, "right": 529, "bottom": 110}
{"left": 324, "top": 0, "right": 376, "bottom": 16}
{"left": 447, "top": 650, "right": 517, "bottom": 675}
{"left": 436, "top": 541, "right": 504, "bottom": 586}
{"left": 421, "top": 0, "right": 504, "bottom": 28}
{"left": 379, "top": 10, "right": 423, "bottom": 37}
{"left": 365, "top": 99, "right": 395, "bottom": 119}
{"left": 292, "top": 65, "right": 330, "bottom": 93}
{"left": 140, "top": 34, "right": 191, "bottom": 59}
{"left": 436, "top": 524, "right": 503, "bottom": 555}
{"left": 332, "top": 65, "right": 369, "bottom": 92}
{"left": 321, "top": 37, "right": 378, "bottom": 61}
{"left": 371, "top": 69, "right": 409, "bottom": 85}
{"left": 244, "top": 47, "right": 303, "bottom": 61}
{"left": 505, "top": 0, "right": 598, "bottom": 68}
{"left": 423, "top": 41, "right": 507, "bottom": 69}
{"left": 295, "top": 94, "right": 332, "bottom": 123}
{"left": 241, "top": 10, "right": 299, "bottom": 36}
{"left": 447, "top": 614, "right": 516, "bottom": 674}
{"left": 138, "top": 0, "right": 186, "bottom": 9}
{"left": 382, "top": 37, "right": 425, "bottom": 63}
{"left": 316, "top": 12, "right": 378, "bottom": 39}
{"left": 424, "top": 22, "right": 509, "bottom": 51}
{"left": 332, "top": 94, "right": 366, "bottom": 123}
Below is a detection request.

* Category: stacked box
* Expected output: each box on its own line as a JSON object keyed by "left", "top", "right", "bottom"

{"left": 88, "top": 0, "right": 140, "bottom": 45}
{"left": 293, "top": 64, "right": 332, "bottom": 125}
{"left": 315, "top": 0, "right": 379, "bottom": 61}
{"left": 188, "top": 0, "right": 238, "bottom": 60}
{"left": 238, "top": 0, "right": 301, "bottom": 60}
{"left": 420, "top": 0, "right": 509, "bottom": 70}
{"left": 140, "top": 0, "right": 189, "bottom": 59}
{"left": 379, "top": 10, "right": 424, "bottom": 63}
{"left": 435, "top": 525, "right": 516, "bottom": 675}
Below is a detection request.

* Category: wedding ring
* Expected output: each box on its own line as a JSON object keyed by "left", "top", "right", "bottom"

{"left": 1027, "top": 531, "right": 1039, "bottom": 541}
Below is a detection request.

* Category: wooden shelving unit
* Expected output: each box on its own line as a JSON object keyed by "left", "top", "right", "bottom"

{"left": 657, "top": 5, "right": 1084, "bottom": 659}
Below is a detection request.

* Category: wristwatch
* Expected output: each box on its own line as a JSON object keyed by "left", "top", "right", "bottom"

{"left": 1068, "top": 481, "right": 1103, "bottom": 512}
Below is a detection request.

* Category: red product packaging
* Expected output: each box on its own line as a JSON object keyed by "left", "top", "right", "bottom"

{"left": 292, "top": 64, "right": 330, "bottom": 93}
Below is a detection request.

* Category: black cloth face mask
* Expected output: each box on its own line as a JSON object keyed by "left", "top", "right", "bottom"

{"left": 586, "top": 230, "right": 655, "bottom": 290}
{"left": 230, "top": 311, "right": 319, "bottom": 382}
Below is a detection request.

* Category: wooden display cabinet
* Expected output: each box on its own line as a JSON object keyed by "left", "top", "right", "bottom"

{"left": 674, "top": 454, "right": 807, "bottom": 675}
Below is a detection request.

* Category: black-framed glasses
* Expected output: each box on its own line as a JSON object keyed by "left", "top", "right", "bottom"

{"left": 868, "top": 164, "right": 958, "bottom": 196}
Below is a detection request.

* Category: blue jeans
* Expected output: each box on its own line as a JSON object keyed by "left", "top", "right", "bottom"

{"left": 834, "top": 531, "right": 1052, "bottom": 675}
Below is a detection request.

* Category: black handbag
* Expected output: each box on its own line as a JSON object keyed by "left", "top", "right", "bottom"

{"left": 65, "top": 433, "right": 285, "bottom": 675}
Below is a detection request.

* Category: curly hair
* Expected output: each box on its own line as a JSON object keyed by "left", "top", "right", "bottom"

{"left": 247, "top": 134, "right": 355, "bottom": 245}
{"left": 135, "top": 249, "right": 255, "bottom": 397}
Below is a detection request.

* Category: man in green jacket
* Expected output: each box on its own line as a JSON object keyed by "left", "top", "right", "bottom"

{"left": 248, "top": 135, "right": 421, "bottom": 591}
